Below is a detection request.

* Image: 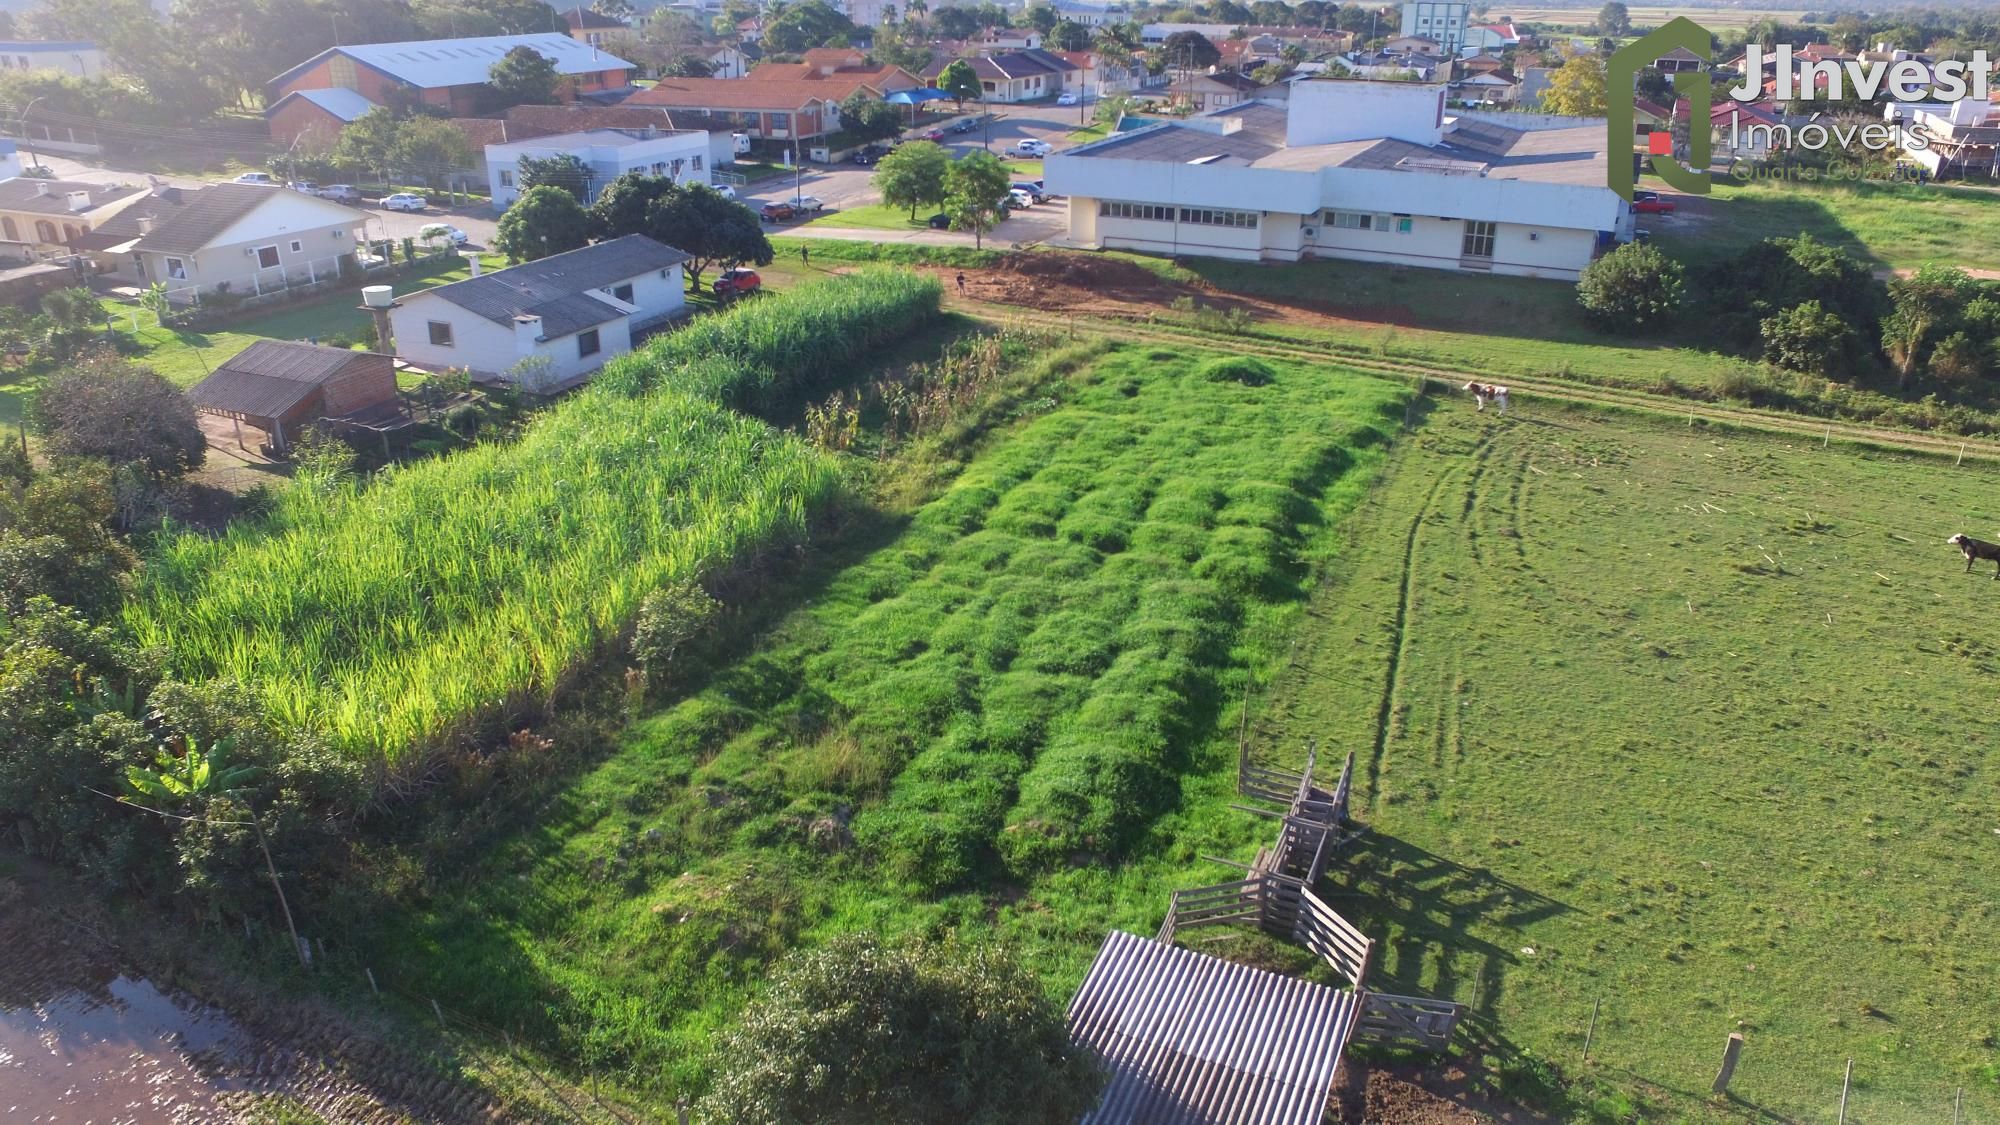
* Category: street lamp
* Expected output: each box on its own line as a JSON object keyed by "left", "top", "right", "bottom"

{"left": 20, "top": 96, "right": 45, "bottom": 172}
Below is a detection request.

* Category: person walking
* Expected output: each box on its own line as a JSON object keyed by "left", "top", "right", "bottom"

{"left": 801, "top": 245, "right": 811, "bottom": 268}
{"left": 955, "top": 272, "right": 967, "bottom": 294}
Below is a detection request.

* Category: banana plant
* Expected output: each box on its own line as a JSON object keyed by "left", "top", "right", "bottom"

{"left": 122, "top": 737, "right": 260, "bottom": 806}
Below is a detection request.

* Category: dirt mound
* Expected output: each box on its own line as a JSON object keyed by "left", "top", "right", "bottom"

{"left": 973, "top": 252, "right": 1186, "bottom": 313}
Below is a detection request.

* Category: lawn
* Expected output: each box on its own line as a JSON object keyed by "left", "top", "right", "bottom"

{"left": 1258, "top": 398, "right": 2000, "bottom": 1120}
{"left": 802, "top": 201, "right": 939, "bottom": 231}
{"left": 97, "top": 253, "right": 501, "bottom": 386}
{"left": 370, "top": 343, "right": 1409, "bottom": 1106}
{"left": 1654, "top": 177, "right": 2000, "bottom": 273}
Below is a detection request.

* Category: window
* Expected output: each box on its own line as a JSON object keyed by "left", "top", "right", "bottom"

{"left": 1326, "top": 210, "right": 1392, "bottom": 231}
{"left": 34, "top": 220, "right": 55, "bottom": 243}
{"left": 1179, "top": 207, "right": 1258, "bottom": 229}
{"left": 1396, "top": 215, "right": 1414, "bottom": 233}
{"left": 0, "top": 217, "right": 14, "bottom": 242}
{"left": 577, "top": 328, "right": 600, "bottom": 358}
{"left": 611, "top": 283, "right": 634, "bottom": 302}
{"left": 1099, "top": 200, "right": 1175, "bottom": 221}
{"left": 499, "top": 170, "right": 515, "bottom": 187}
{"left": 1462, "top": 219, "right": 1496, "bottom": 258}
{"left": 289, "top": 239, "right": 303, "bottom": 252}
{"left": 165, "top": 256, "right": 187, "bottom": 279}
{"left": 255, "top": 245, "right": 281, "bottom": 269}
{"left": 428, "top": 321, "right": 454, "bottom": 347}
{"left": 652, "top": 162, "right": 666, "bottom": 174}
{"left": 692, "top": 155, "right": 703, "bottom": 170}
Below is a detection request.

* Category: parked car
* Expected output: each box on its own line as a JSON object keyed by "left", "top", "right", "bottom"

{"left": 792, "top": 195, "right": 826, "bottom": 213}
{"left": 286, "top": 181, "right": 322, "bottom": 195}
{"left": 759, "top": 201, "right": 796, "bottom": 222}
{"left": 320, "top": 184, "right": 363, "bottom": 204}
{"left": 1010, "top": 188, "right": 1040, "bottom": 209}
{"left": 712, "top": 184, "right": 738, "bottom": 199}
{"left": 20, "top": 163, "right": 54, "bottom": 179}
{"left": 927, "top": 212, "right": 952, "bottom": 229}
{"left": 421, "top": 222, "right": 470, "bottom": 245}
{"left": 1056, "top": 91, "right": 1079, "bottom": 106}
{"left": 713, "top": 267, "right": 761, "bottom": 299}
{"left": 851, "top": 148, "right": 879, "bottom": 166}
{"left": 379, "top": 192, "right": 428, "bottom": 212}
{"left": 951, "top": 118, "right": 981, "bottom": 134}
{"left": 234, "top": 171, "right": 278, "bottom": 185}
{"left": 921, "top": 128, "right": 947, "bottom": 141}
{"left": 1009, "top": 182, "right": 1046, "bottom": 203}
{"left": 1012, "top": 138, "right": 1052, "bottom": 157}
{"left": 1631, "top": 190, "right": 1676, "bottom": 215}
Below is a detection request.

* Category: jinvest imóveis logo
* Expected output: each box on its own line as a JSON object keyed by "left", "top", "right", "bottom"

{"left": 1606, "top": 17, "right": 1713, "bottom": 201}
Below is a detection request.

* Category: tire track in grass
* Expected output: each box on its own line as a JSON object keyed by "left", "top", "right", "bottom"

{"left": 1366, "top": 457, "right": 1458, "bottom": 815}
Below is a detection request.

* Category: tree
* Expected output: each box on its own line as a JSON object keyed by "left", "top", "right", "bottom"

{"left": 1576, "top": 242, "right": 1684, "bottom": 327}
{"left": 939, "top": 58, "right": 982, "bottom": 109}
{"left": 589, "top": 170, "right": 678, "bottom": 239}
{"left": 1050, "top": 18, "right": 1090, "bottom": 51}
{"left": 644, "top": 184, "right": 773, "bottom": 292}
{"left": 391, "top": 115, "right": 476, "bottom": 187}
{"left": 664, "top": 52, "right": 715, "bottom": 77}
{"left": 1929, "top": 330, "right": 1989, "bottom": 382}
{"left": 875, "top": 140, "right": 950, "bottom": 219}
{"left": 933, "top": 6, "right": 981, "bottom": 39}
{"left": 517, "top": 152, "right": 593, "bottom": 200}
{"left": 1760, "top": 300, "right": 1855, "bottom": 376}
{"left": 592, "top": 0, "right": 634, "bottom": 19}
{"left": 839, "top": 89, "right": 903, "bottom": 142}
{"left": 762, "top": 0, "right": 854, "bottom": 52}
{"left": 698, "top": 934, "right": 1105, "bottom": 1124}
{"left": 1541, "top": 52, "right": 1607, "bottom": 115}
{"left": 1884, "top": 264, "right": 1978, "bottom": 387}
{"left": 334, "top": 107, "right": 404, "bottom": 182}
{"left": 1597, "top": 1, "right": 1630, "bottom": 37}
{"left": 488, "top": 44, "right": 561, "bottom": 107}
{"left": 38, "top": 288, "right": 102, "bottom": 361}
{"left": 32, "top": 353, "right": 204, "bottom": 478}
{"left": 1162, "top": 30, "right": 1221, "bottom": 70}
{"left": 494, "top": 185, "right": 592, "bottom": 262}
{"left": 1028, "top": 3, "right": 1058, "bottom": 34}
{"left": 943, "top": 150, "right": 1012, "bottom": 249}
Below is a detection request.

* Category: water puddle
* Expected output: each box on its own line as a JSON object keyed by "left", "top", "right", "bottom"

{"left": 0, "top": 973, "right": 246, "bottom": 1122}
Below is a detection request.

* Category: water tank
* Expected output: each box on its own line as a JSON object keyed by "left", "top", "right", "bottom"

{"left": 361, "top": 285, "right": 394, "bottom": 309}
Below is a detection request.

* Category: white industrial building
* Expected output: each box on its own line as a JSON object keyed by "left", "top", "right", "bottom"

{"left": 487, "top": 128, "right": 714, "bottom": 209}
{"left": 1043, "top": 80, "right": 1632, "bottom": 279}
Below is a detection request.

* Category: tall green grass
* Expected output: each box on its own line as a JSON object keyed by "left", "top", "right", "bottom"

{"left": 127, "top": 272, "right": 939, "bottom": 758}
{"left": 600, "top": 267, "right": 942, "bottom": 411}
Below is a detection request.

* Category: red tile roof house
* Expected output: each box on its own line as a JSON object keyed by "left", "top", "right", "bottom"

{"left": 746, "top": 48, "right": 920, "bottom": 94}
{"left": 266, "top": 34, "right": 637, "bottom": 144}
{"left": 625, "top": 79, "right": 851, "bottom": 142}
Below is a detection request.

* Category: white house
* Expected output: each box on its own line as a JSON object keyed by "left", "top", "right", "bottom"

{"left": 0, "top": 40, "right": 107, "bottom": 77}
{"left": 1399, "top": 2, "right": 1470, "bottom": 51}
{"left": 487, "top": 128, "right": 714, "bottom": 209}
{"left": 1044, "top": 79, "right": 1631, "bottom": 279}
{"left": 77, "top": 183, "right": 369, "bottom": 303}
{"left": 387, "top": 234, "right": 690, "bottom": 388}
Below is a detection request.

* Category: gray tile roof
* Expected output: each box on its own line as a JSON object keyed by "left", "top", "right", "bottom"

{"left": 0, "top": 178, "right": 146, "bottom": 216}
{"left": 416, "top": 234, "right": 690, "bottom": 338}
{"left": 86, "top": 183, "right": 364, "bottom": 256}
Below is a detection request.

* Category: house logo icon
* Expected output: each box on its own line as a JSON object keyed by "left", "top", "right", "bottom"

{"left": 1607, "top": 17, "right": 1714, "bottom": 199}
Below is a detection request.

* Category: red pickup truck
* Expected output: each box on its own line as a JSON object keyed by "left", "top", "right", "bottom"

{"left": 1631, "top": 190, "right": 1677, "bottom": 215}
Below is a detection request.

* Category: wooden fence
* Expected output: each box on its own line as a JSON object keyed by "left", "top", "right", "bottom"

{"left": 1158, "top": 873, "right": 1374, "bottom": 989}
{"left": 1354, "top": 991, "right": 1463, "bottom": 1051}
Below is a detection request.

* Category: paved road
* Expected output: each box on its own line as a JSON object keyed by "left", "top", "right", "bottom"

{"left": 36, "top": 101, "right": 1094, "bottom": 256}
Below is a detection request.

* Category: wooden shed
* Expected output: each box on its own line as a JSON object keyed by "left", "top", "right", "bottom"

{"left": 188, "top": 341, "right": 398, "bottom": 454}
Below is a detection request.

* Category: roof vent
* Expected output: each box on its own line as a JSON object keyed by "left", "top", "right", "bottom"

{"left": 33, "top": 181, "right": 50, "bottom": 196}
{"left": 64, "top": 190, "right": 91, "bottom": 212}
{"left": 137, "top": 215, "right": 155, "bottom": 234}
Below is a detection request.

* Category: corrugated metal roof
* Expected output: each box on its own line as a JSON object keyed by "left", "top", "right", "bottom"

{"left": 277, "top": 34, "right": 632, "bottom": 91}
{"left": 188, "top": 341, "right": 386, "bottom": 420}
{"left": 287, "top": 87, "right": 379, "bottom": 122}
{"left": 1069, "top": 931, "right": 1360, "bottom": 1125}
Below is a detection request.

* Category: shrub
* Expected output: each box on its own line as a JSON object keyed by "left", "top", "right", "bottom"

{"left": 1929, "top": 330, "right": 1988, "bottom": 382}
{"left": 1196, "top": 355, "right": 1276, "bottom": 385}
{"left": 631, "top": 579, "right": 721, "bottom": 677}
{"left": 698, "top": 933, "right": 1105, "bottom": 1125}
{"left": 1577, "top": 242, "right": 1685, "bottom": 327}
{"left": 1760, "top": 300, "right": 1856, "bottom": 376}
{"left": 31, "top": 352, "right": 205, "bottom": 476}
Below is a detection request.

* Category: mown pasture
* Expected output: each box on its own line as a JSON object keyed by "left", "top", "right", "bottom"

{"left": 125, "top": 271, "right": 939, "bottom": 756}
{"left": 1259, "top": 399, "right": 2000, "bottom": 1120}
{"left": 371, "top": 346, "right": 1410, "bottom": 1100}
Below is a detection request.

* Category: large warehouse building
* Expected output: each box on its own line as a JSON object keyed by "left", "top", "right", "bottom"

{"left": 1044, "top": 79, "right": 1634, "bottom": 279}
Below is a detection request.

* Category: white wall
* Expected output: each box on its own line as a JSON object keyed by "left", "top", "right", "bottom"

{"left": 487, "top": 131, "right": 713, "bottom": 208}
{"left": 390, "top": 267, "right": 681, "bottom": 381}
{"left": 141, "top": 203, "right": 364, "bottom": 300}
{"left": 595, "top": 263, "right": 685, "bottom": 327}
{"left": 1287, "top": 81, "right": 1446, "bottom": 146}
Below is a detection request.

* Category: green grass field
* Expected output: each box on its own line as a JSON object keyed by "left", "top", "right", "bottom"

{"left": 1259, "top": 398, "right": 2000, "bottom": 1119}
{"left": 1655, "top": 178, "right": 2000, "bottom": 273}
{"left": 802, "top": 201, "right": 939, "bottom": 231}
{"left": 374, "top": 344, "right": 1408, "bottom": 1104}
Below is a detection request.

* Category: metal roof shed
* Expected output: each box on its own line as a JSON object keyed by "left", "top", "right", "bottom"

{"left": 1068, "top": 930, "right": 1362, "bottom": 1125}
